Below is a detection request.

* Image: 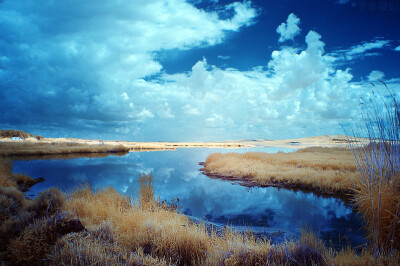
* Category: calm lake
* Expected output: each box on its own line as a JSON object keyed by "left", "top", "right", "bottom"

{"left": 12, "top": 147, "right": 366, "bottom": 248}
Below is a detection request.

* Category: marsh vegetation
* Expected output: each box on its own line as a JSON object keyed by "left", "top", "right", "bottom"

{"left": 202, "top": 147, "right": 357, "bottom": 196}
{"left": 0, "top": 141, "right": 129, "bottom": 156}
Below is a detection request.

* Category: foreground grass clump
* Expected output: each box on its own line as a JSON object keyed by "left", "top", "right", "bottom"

{"left": 202, "top": 147, "right": 357, "bottom": 195}
{"left": 349, "top": 84, "right": 400, "bottom": 256}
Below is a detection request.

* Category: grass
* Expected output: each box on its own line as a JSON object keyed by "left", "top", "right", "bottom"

{"left": 0, "top": 159, "right": 43, "bottom": 191}
{"left": 1, "top": 159, "right": 399, "bottom": 265}
{"left": 202, "top": 147, "right": 358, "bottom": 195}
{"left": 0, "top": 141, "right": 130, "bottom": 156}
{"left": 348, "top": 83, "right": 400, "bottom": 256}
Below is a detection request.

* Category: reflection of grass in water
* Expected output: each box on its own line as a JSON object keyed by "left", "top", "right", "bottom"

{"left": 349, "top": 83, "right": 400, "bottom": 256}
{"left": 1, "top": 161, "right": 399, "bottom": 264}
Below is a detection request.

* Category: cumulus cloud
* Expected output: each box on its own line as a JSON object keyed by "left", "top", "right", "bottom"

{"left": 276, "top": 13, "right": 301, "bottom": 42}
{"left": 0, "top": 0, "right": 257, "bottom": 138}
{"left": 134, "top": 25, "right": 371, "bottom": 140}
{"left": 367, "top": 70, "right": 385, "bottom": 81}
{"left": 395, "top": 46, "right": 400, "bottom": 51}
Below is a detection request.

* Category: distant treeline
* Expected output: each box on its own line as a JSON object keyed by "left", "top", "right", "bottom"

{"left": 0, "top": 129, "right": 43, "bottom": 140}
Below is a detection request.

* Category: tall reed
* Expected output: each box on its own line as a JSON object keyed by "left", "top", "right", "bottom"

{"left": 138, "top": 173, "right": 155, "bottom": 210}
{"left": 349, "top": 83, "right": 400, "bottom": 256}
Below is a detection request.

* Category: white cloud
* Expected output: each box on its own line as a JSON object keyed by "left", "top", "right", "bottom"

{"left": 121, "top": 92, "right": 129, "bottom": 101}
{"left": 182, "top": 104, "right": 200, "bottom": 115}
{"left": 0, "top": 0, "right": 257, "bottom": 132}
{"left": 344, "top": 40, "right": 390, "bottom": 59}
{"left": 218, "top": 55, "right": 231, "bottom": 60}
{"left": 276, "top": 13, "right": 301, "bottom": 42}
{"left": 137, "top": 108, "right": 154, "bottom": 122}
{"left": 129, "top": 22, "right": 391, "bottom": 140}
{"left": 367, "top": 70, "right": 385, "bottom": 81}
{"left": 223, "top": 1, "right": 258, "bottom": 30}
{"left": 395, "top": 46, "right": 400, "bottom": 51}
{"left": 157, "top": 103, "right": 175, "bottom": 119}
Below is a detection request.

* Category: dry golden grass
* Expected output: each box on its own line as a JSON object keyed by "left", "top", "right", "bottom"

{"left": 0, "top": 159, "right": 15, "bottom": 188}
{"left": 351, "top": 143, "right": 400, "bottom": 255}
{"left": 202, "top": 147, "right": 357, "bottom": 194}
{"left": 48, "top": 223, "right": 167, "bottom": 265}
{"left": 0, "top": 159, "right": 42, "bottom": 191}
{"left": 0, "top": 141, "right": 129, "bottom": 156}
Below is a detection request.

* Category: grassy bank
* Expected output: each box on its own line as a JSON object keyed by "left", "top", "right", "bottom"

{"left": 2, "top": 160, "right": 396, "bottom": 265}
{"left": 201, "top": 147, "right": 357, "bottom": 195}
{"left": 0, "top": 129, "right": 130, "bottom": 156}
{"left": 0, "top": 141, "right": 129, "bottom": 156}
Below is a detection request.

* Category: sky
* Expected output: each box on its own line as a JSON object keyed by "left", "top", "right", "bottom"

{"left": 1, "top": 0, "right": 399, "bottom": 141}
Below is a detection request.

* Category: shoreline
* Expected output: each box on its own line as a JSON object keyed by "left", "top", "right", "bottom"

{"left": 200, "top": 147, "right": 358, "bottom": 199}
{"left": 200, "top": 167, "right": 355, "bottom": 201}
{"left": 0, "top": 134, "right": 362, "bottom": 156}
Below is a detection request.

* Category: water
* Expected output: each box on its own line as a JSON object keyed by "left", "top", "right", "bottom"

{"left": 12, "top": 147, "right": 366, "bottom": 248}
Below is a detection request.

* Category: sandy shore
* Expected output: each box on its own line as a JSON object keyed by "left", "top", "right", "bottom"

{"left": 243, "top": 134, "right": 365, "bottom": 149}
{"left": 1, "top": 134, "right": 362, "bottom": 149}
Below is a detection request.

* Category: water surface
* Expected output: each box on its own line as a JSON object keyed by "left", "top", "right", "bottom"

{"left": 12, "top": 147, "right": 365, "bottom": 248}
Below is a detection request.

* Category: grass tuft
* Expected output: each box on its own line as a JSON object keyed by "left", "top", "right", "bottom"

{"left": 9, "top": 212, "right": 85, "bottom": 265}
{"left": 26, "top": 188, "right": 66, "bottom": 218}
{"left": 138, "top": 172, "right": 155, "bottom": 210}
{"left": 349, "top": 83, "right": 400, "bottom": 256}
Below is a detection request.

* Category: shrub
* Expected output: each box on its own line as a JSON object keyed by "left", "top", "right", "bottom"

{"left": 26, "top": 188, "right": 66, "bottom": 218}
{"left": 0, "top": 186, "right": 25, "bottom": 222}
{"left": 9, "top": 213, "right": 85, "bottom": 265}
{"left": 0, "top": 129, "right": 36, "bottom": 139}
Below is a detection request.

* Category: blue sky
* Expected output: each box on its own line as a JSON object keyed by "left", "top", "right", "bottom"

{"left": 1, "top": 0, "right": 399, "bottom": 141}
